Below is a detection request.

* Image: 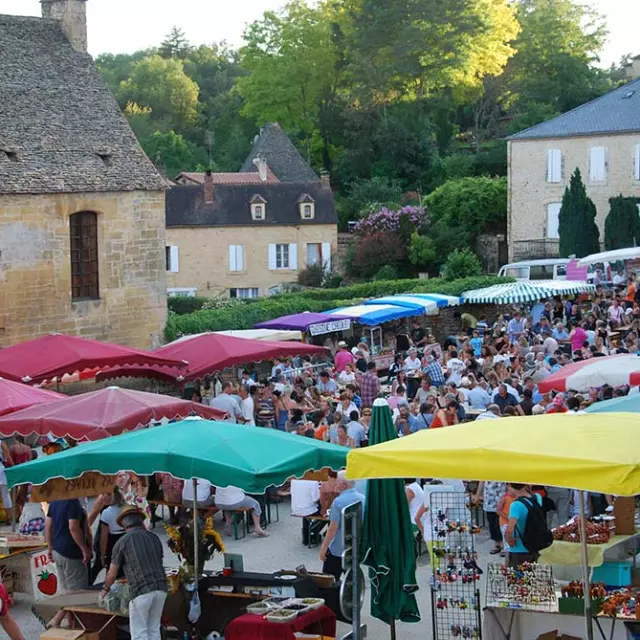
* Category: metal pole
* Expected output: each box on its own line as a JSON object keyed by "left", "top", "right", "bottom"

{"left": 352, "top": 510, "right": 360, "bottom": 640}
{"left": 578, "top": 490, "right": 594, "bottom": 640}
{"left": 10, "top": 487, "right": 16, "bottom": 532}
{"left": 192, "top": 478, "right": 199, "bottom": 592}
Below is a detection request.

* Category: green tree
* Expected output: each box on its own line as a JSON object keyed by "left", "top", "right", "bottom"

{"left": 408, "top": 233, "right": 437, "bottom": 271}
{"left": 118, "top": 55, "right": 200, "bottom": 129}
{"left": 441, "top": 249, "right": 483, "bottom": 280}
{"left": 604, "top": 196, "right": 640, "bottom": 250}
{"left": 160, "top": 26, "right": 192, "bottom": 59}
{"left": 141, "top": 131, "right": 208, "bottom": 177}
{"left": 558, "top": 168, "right": 600, "bottom": 258}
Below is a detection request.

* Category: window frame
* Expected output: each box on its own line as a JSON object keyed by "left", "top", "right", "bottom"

{"left": 276, "top": 243, "right": 290, "bottom": 269}
{"left": 228, "top": 244, "right": 244, "bottom": 273}
{"left": 229, "top": 287, "right": 259, "bottom": 299}
{"left": 70, "top": 211, "right": 99, "bottom": 302}
{"left": 589, "top": 146, "right": 607, "bottom": 183}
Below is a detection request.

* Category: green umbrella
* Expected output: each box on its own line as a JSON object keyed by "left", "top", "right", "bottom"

{"left": 360, "top": 399, "right": 420, "bottom": 634}
{"left": 5, "top": 418, "right": 348, "bottom": 492}
{"left": 585, "top": 394, "right": 640, "bottom": 413}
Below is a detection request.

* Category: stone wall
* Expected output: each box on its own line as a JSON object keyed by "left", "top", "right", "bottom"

{"left": 508, "top": 133, "right": 640, "bottom": 261}
{"left": 0, "top": 190, "right": 167, "bottom": 349}
{"left": 166, "top": 224, "right": 338, "bottom": 297}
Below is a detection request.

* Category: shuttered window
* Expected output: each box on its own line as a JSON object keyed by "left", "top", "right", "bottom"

{"left": 589, "top": 146, "right": 607, "bottom": 182}
{"left": 228, "top": 245, "right": 244, "bottom": 272}
{"left": 70, "top": 211, "right": 99, "bottom": 301}
{"left": 546, "top": 149, "right": 562, "bottom": 183}
{"left": 546, "top": 203, "right": 562, "bottom": 239}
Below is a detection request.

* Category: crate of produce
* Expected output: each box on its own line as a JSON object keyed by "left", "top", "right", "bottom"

{"left": 593, "top": 561, "right": 633, "bottom": 587}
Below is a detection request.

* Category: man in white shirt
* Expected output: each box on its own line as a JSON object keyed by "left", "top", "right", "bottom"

{"left": 403, "top": 349, "right": 422, "bottom": 375}
{"left": 182, "top": 477, "right": 215, "bottom": 507}
{"left": 239, "top": 385, "right": 256, "bottom": 426}
{"left": 543, "top": 335, "right": 558, "bottom": 355}
{"left": 445, "top": 351, "right": 465, "bottom": 386}
{"left": 467, "top": 381, "right": 490, "bottom": 409}
{"left": 291, "top": 480, "right": 323, "bottom": 546}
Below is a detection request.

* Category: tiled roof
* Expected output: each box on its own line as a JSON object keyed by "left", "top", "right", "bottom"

{"left": 241, "top": 123, "right": 318, "bottom": 182}
{"left": 0, "top": 14, "right": 164, "bottom": 194}
{"left": 175, "top": 170, "right": 279, "bottom": 185}
{"left": 166, "top": 182, "right": 336, "bottom": 227}
{"left": 509, "top": 77, "right": 640, "bottom": 141}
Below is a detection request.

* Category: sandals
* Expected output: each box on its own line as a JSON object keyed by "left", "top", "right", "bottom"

{"left": 253, "top": 530, "right": 269, "bottom": 538}
{"left": 489, "top": 546, "right": 503, "bottom": 555}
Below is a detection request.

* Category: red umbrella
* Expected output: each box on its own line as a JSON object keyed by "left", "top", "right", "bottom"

{"left": 0, "top": 386, "right": 225, "bottom": 441}
{"left": 0, "top": 334, "right": 188, "bottom": 384}
{"left": 538, "top": 354, "right": 640, "bottom": 393}
{"left": 97, "top": 333, "right": 328, "bottom": 383}
{"left": 0, "top": 378, "right": 65, "bottom": 417}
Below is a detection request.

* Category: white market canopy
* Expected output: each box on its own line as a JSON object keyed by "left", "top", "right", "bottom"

{"left": 577, "top": 247, "right": 640, "bottom": 266}
{"left": 167, "top": 328, "right": 303, "bottom": 345}
{"left": 327, "top": 304, "right": 418, "bottom": 326}
{"left": 462, "top": 280, "right": 596, "bottom": 305}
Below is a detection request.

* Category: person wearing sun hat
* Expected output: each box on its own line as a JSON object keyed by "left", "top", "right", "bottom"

{"left": 334, "top": 341, "right": 354, "bottom": 373}
{"left": 102, "top": 505, "right": 167, "bottom": 640}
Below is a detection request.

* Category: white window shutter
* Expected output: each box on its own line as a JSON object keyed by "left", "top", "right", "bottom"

{"left": 322, "top": 242, "right": 331, "bottom": 270}
{"left": 635, "top": 144, "right": 640, "bottom": 180}
{"left": 289, "top": 243, "right": 298, "bottom": 270}
{"left": 170, "top": 246, "right": 179, "bottom": 273}
{"left": 590, "top": 146, "right": 606, "bottom": 181}
{"left": 228, "top": 245, "right": 236, "bottom": 271}
{"left": 547, "top": 149, "right": 561, "bottom": 183}
{"left": 546, "top": 203, "right": 562, "bottom": 239}
{"left": 237, "top": 245, "right": 244, "bottom": 272}
{"left": 268, "top": 244, "right": 277, "bottom": 270}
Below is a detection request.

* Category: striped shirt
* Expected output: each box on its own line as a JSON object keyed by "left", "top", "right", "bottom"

{"left": 111, "top": 527, "right": 167, "bottom": 598}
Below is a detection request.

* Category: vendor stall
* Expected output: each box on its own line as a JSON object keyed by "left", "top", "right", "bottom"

{"left": 462, "top": 279, "right": 596, "bottom": 305}
{"left": 254, "top": 312, "right": 352, "bottom": 338}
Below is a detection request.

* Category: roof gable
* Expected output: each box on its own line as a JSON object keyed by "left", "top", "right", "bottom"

{"left": 509, "top": 77, "right": 640, "bottom": 141}
{"left": 240, "top": 123, "right": 318, "bottom": 182}
{"left": 0, "top": 14, "right": 164, "bottom": 194}
{"left": 175, "top": 170, "right": 279, "bottom": 185}
{"left": 166, "top": 182, "right": 336, "bottom": 227}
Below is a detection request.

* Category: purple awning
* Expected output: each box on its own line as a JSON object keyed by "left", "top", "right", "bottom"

{"left": 255, "top": 312, "right": 352, "bottom": 335}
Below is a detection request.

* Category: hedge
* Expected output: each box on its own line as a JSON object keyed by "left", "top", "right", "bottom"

{"left": 164, "top": 275, "right": 511, "bottom": 342}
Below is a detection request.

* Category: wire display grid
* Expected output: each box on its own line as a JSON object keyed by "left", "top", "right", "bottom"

{"left": 485, "top": 562, "right": 557, "bottom": 612}
{"left": 429, "top": 491, "right": 482, "bottom": 639}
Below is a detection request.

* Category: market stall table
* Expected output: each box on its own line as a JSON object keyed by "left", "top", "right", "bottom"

{"left": 224, "top": 605, "right": 336, "bottom": 640}
{"left": 539, "top": 531, "right": 640, "bottom": 568}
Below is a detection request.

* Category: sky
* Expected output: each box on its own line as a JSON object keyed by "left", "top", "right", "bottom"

{"left": 1, "top": 0, "right": 637, "bottom": 66}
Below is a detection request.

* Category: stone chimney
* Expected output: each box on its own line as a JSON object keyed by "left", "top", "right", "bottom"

{"left": 252, "top": 155, "right": 269, "bottom": 182}
{"left": 320, "top": 170, "right": 331, "bottom": 189}
{"left": 41, "top": 0, "right": 88, "bottom": 53}
{"left": 203, "top": 169, "right": 214, "bottom": 204}
{"left": 626, "top": 55, "right": 640, "bottom": 81}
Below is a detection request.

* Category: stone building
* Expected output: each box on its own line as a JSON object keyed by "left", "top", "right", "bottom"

{"left": 507, "top": 76, "right": 640, "bottom": 261}
{"left": 0, "top": 1, "right": 167, "bottom": 348}
{"left": 166, "top": 125, "right": 337, "bottom": 298}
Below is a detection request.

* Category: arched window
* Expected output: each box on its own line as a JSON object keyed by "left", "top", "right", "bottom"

{"left": 70, "top": 211, "right": 99, "bottom": 301}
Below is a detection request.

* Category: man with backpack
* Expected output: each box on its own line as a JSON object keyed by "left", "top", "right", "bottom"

{"left": 505, "top": 483, "right": 553, "bottom": 567}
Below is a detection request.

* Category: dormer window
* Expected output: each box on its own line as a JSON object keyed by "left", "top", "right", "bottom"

{"left": 298, "top": 194, "right": 315, "bottom": 220}
{"left": 250, "top": 194, "right": 267, "bottom": 220}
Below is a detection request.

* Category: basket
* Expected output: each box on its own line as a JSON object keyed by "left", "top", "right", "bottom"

{"left": 266, "top": 610, "right": 299, "bottom": 623}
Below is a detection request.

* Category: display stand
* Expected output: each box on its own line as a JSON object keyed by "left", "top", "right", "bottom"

{"left": 429, "top": 491, "right": 482, "bottom": 639}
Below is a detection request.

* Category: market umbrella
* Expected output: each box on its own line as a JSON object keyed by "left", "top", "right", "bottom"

{"left": 0, "top": 387, "right": 225, "bottom": 441}
{"left": 6, "top": 418, "right": 348, "bottom": 493}
{"left": 585, "top": 393, "right": 640, "bottom": 413}
{"left": 0, "top": 378, "right": 64, "bottom": 417}
{"left": 346, "top": 413, "right": 640, "bottom": 640}
{"left": 96, "top": 333, "right": 328, "bottom": 383}
{"left": 0, "top": 333, "right": 187, "bottom": 384}
{"left": 361, "top": 399, "right": 420, "bottom": 637}
{"left": 254, "top": 312, "right": 352, "bottom": 333}
{"left": 538, "top": 354, "right": 640, "bottom": 393}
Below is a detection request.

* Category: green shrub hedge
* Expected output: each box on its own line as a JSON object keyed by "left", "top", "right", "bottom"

{"left": 167, "top": 296, "right": 209, "bottom": 315}
{"left": 164, "top": 275, "right": 511, "bottom": 342}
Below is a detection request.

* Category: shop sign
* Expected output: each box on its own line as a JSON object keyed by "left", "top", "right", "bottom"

{"left": 309, "top": 319, "right": 351, "bottom": 336}
{"left": 31, "top": 472, "right": 116, "bottom": 502}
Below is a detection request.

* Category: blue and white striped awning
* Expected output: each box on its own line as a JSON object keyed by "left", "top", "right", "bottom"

{"left": 326, "top": 304, "right": 417, "bottom": 326}
{"left": 404, "top": 293, "right": 461, "bottom": 307}
{"left": 363, "top": 295, "right": 439, "bottom": 316}
{"left": 462, "top": 280, "right": 596, "bottom": 305}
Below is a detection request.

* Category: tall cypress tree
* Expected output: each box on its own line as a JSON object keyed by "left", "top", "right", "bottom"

{"left": 604, "top": 196, "right": 640, "bottom": 250}
{"left": 558, "top": 168, "right": 600, "bottom": 258}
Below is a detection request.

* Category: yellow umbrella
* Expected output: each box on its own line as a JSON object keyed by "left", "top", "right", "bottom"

{"left": 346, "top": 412, "right": 640, "bottom": 640}
{"left": 346, "top": 412, "right": 640, "bottom": 496}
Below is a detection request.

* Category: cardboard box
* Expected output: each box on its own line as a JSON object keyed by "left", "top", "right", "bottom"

{"left": 40, "top": 630, "right": 99, "bottom": 640}
{"left": 613, "top": 497, "right": 635, "bottom": 535}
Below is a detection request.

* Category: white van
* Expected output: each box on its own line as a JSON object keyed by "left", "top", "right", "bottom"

{"left": 498, "top": 259, "right": 570, "bottom": 281}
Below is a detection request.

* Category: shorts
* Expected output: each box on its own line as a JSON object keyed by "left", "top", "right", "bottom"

{"left": 53, "top": 551, "right": 88, "bottom": 592}
{"left": 0, "top": 583, "right": 9, "bottom": 617}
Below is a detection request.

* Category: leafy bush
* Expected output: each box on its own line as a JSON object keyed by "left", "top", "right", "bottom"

{"left": 167, "top": 296, "right": 209, "bottom": 315}
{"left": 322, "top": 270, "right": 344, "bottom": 289}
{"left": 349, "top": 232, "right": 407, "bottom": 279}
{"left": 297, "top": 264, "right": 325, "bottom": 288}
{"left": 408, "top": 232, "right": 437, "bottom": 270}
{"left": 351, "top": 206, "right": 427, "bottom": 236}
{"left": 441, "top": 249, "right": 483, "bottom": 281}
{"left": 165, "top": 275, "right": 512, "bottom": 341}
{"left": 373, "top": 265, "right": 398, "bottom": 281}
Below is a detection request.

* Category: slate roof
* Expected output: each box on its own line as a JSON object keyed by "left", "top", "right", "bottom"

{"left": 0, "top": 14, "right": 164, "bottom": 194}
{"left": 508, "top": 77, "right": 640, "bottom": 141}
{"left": 240, "top": 123, "right": 318, "bottom": 182}
{"left": 166, "top": 182, "right": 336, "bottom": 227}
{"left": 175, "top": 169, "right": 279, "bottom": 185}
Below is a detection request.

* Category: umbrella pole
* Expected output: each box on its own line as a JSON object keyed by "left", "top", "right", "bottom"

{"left": 578, "top": 490, "right": 594, "bottom": 640}
{"left": 192, "top": 478, "right": 199, "bottom": 592}
{"left": 390, "top": 619, "right": 396, "bottom": 640}
{"left": 10, "top": 487, "right": 16, "bottom": 532}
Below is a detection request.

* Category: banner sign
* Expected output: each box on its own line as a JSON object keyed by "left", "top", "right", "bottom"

{"left": 309, "top": 319, "right": 351, "bottom": 336}
{"left": 31, "top": 472, "right": 116, "bottom": 502}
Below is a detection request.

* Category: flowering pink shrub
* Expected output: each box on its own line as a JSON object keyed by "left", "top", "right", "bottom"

{"left": 351, "top": 205, "right": 428, "bottom": 236}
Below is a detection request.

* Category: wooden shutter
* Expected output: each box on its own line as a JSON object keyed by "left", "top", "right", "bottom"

{"left": 228, "top": 245, "right": 236, "bottom": 271}
{"left": 268, "top": 244, "right": 277, "bottom": 270}
{"left": 546, "top": 203, "right": 562, "bottom": 239}
{"left": 635, "top": 144, "right": 640, "bottom": 180}
{"left": 547, "top": 149, "right": 561, "bottom": 183}
{"left": 590, "top": 147, "right": 606, "bottom": 181}
{"left": 289, "top": 243, "right": 298, "bottom": 270}
{"left": 169, "top": 246, "right": 179, "bottom": 273}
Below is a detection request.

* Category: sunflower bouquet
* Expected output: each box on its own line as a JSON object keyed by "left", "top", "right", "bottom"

{"left": 164, "top": 516, "right": 225, "bottom": 576}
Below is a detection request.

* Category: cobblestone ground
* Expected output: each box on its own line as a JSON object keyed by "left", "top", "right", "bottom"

{"left": 9, "top": 500, "right": 495, "bottom": 639}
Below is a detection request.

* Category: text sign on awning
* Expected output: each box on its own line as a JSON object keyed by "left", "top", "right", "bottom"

{"left": 309, "top": 319, "right": 351, "bottom": 336}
